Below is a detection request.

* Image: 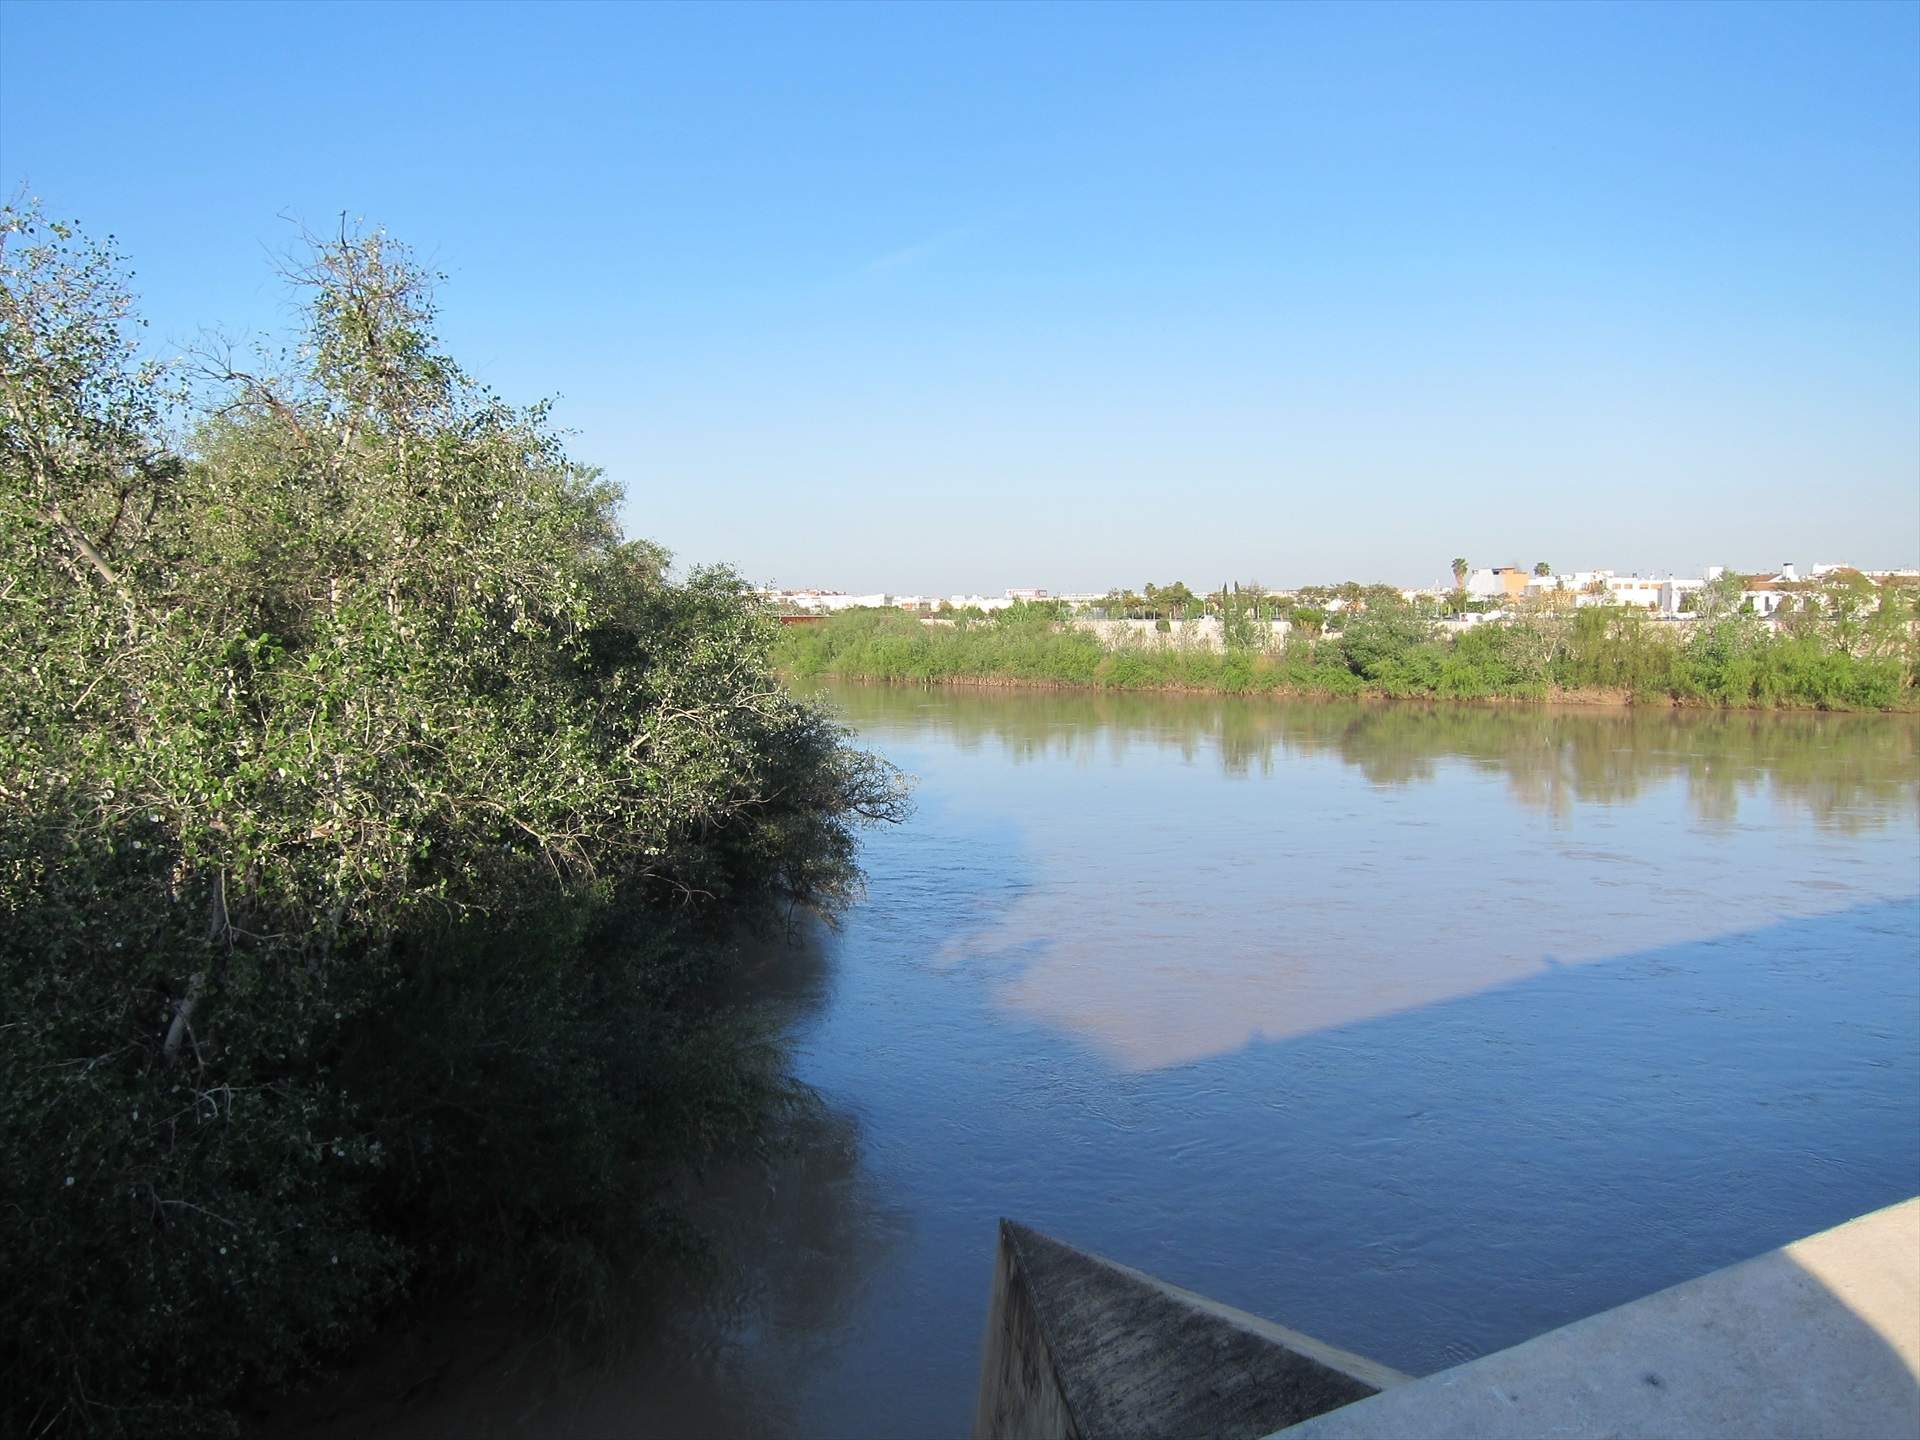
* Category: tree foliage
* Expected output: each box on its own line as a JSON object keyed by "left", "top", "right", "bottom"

{"left": 0, "top": 206, "right": 904, "bottom": 1437}
{"left": 782, "top": 593, "right": 1917, "bottom": 710}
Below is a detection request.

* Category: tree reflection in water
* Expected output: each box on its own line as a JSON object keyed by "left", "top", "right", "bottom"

{"left": 270, "top": 926, "right": 906, "bottom": 1440}
{"left": 816, "top": 683, "right": 1918, "bottom": 834}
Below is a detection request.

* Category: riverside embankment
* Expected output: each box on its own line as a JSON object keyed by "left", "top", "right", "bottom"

{"left": 776, "top": 607, "right": 1920, "bottom": 712}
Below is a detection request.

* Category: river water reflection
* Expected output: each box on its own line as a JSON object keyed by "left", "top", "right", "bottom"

{"left": 327, "top": 687, "right": 1920, "bottom": 1439}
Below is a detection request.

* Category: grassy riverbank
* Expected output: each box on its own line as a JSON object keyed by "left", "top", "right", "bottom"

{"left": 777, "top": 607, "right": 1920, "bottom": 712}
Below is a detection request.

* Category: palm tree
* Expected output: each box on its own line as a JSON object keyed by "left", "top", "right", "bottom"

{"left": 1451, "top": 556, "right": 1468, "bottom": 590}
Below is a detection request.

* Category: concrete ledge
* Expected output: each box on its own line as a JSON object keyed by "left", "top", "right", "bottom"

{"left": 973, "top": 1220, "right": 1407, "bottom": 1440}
{"left": 1274, "top": 1197, "right": 1920, "bottom": 1440}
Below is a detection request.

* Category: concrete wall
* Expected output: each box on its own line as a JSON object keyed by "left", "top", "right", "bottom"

{"left": 978, "top": 1200, "right": 1919, "bottom": 1440}
{"left": 974, "top": 1221, "right": 1082, "bottom": 1440}
{"left": 1069, "top": 619, "right": 1293, "bottom": 653}
{"left": 972, "top": 1220, "right": 1405, "bottom": 1440}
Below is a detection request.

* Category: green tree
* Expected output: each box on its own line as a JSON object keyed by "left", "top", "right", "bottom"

{"left": 1451, "top": 556, "right": 1469, "bottom": 589}
{"left": 1815, "top": 570, "right": 1878, "bottom": 651}
{"left": 1, "top": 207, "right": 905, "bottom": 1437}
{"left": 1339, "top": 606, "right": 1437, "bottom": 680}
{"left": 1220, "top": 579, "right": 1269, "bottom": 651}
{"left": 1692, "top": 568, "right": 1748, "bottom": 622}
{"left": 1534, "top": 561, "right": 1551, "bottom": 577}
{"left": 1290, "top": 606, "right": 1327, "bottom": 638}
{"left": 1150, "top": 580, "right": 1198, "bottom": 619}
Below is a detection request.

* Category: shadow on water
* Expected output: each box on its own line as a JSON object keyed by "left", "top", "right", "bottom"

{"left": 1012, "top": 896, "right": 1920, "bottom": 1381}
{"left": 269, "top": 901, "right": 1918, "bottom": 1440}
{"left": 267, "top": 924, "right": 909, "bottom": 1440}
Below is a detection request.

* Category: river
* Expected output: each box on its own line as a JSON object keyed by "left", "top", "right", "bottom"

{"left": 300, "top": 685, "right": 1920, "bottom": 1439}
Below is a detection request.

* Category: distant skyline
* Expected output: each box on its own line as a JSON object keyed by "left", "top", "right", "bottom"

{"left": 4, "top": 0, "right": 1916, "bottom": 591}
{"left": 754, "top": 556, "right": 1919, "bottom": 599}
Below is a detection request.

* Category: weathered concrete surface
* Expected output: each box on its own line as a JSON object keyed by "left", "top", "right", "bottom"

{"left": 1069, "top": 618, "right": 1293, "bottom": 653}
{"left": 973, "top": 1221, "right": 1080, "bottom": 1440}
{"left": 1276, "top": 1196, "right": 1920, "bottom": 1440}
{"left": 973, "top": 1219, "right": 1407, "bottom": 1440}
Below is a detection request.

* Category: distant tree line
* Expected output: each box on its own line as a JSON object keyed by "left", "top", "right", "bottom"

{"left": 777, "top": 582, "right": 1918, "bottom": 711}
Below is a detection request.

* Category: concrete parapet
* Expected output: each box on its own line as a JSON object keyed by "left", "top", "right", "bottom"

{"left": 976, "top": 1200, "right": 1919, "bottom": 1440}
{"left": 972, "top": 1220, "right": 1406, "bottom": 1440}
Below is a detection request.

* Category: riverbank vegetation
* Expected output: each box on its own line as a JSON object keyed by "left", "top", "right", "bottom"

{"left": 0, "top": 208, "right": 905, "bottom": 1438}
{"left": 777, "top": 597, "right": 1919, "bottom": 712}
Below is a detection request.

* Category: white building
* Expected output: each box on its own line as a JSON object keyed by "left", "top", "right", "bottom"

{"left": 1520, "top": 569, "right": 1612, "bottom": 604}
{"left": 1658, "top": 577, "right": 1705, "bottom": 615}
{"left": 759, "top": 589, "right": 893, "bottom": 613}
{"left": 1738, "top": 563, "right": 1814, "bottom": 618}
{"left": 1464, "top": 566, "right": 1530, "bottom": 601}
{"left": 1519, "top": 568, "right": 1705, "bottom": 613}
{"left": 1604, "top": 575, "right": 1665, "bottom": 609}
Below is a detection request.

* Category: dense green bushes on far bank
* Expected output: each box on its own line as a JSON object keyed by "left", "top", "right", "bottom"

{"left": 1, "top": 210, "right": 904, "bottom": 1437}
{"left": 775, "top": 603, "right": 1919, "bottom": 712}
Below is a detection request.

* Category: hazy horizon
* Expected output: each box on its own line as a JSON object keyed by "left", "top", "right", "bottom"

{"left": 744, "top": 554, "right": 1903, "bottom": 600}
{"left": 4, "top": 1, "right": 1916, "bottom": 592}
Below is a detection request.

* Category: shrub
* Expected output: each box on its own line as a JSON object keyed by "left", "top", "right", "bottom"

{"left": 0, "top": 208, "right": 905, "bottom": 1437}
{"left": 1336, "top": 604, "right": 1437, "bottom": 680}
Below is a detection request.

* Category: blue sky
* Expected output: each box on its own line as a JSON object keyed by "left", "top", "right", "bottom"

{"left": 4, "top": 0, "right": 1916, "bottom": 591}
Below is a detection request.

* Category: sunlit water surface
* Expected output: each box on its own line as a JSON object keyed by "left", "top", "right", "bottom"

{"left": 304, "top": 687, "right": 1920, "bottom": 1439}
